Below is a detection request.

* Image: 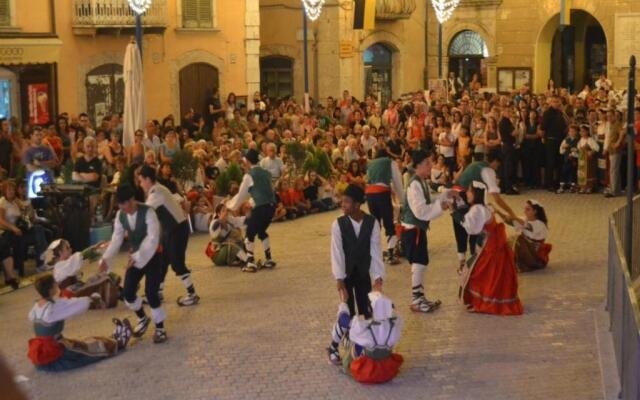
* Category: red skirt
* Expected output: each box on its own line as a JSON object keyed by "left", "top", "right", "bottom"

{"left": 462, "top": 219, "right": 523, "bottom": 316}
{"left": 350, "top": 353, "right": 404, "bottom": 384}
{"left": 27, "top": 336, "right": 64, "bottom": 366}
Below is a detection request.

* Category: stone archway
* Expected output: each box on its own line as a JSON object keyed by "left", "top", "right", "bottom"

{"left": 535, "top": 7, "right": 609, "bottom": 92}
{"left": 359, "top": 31, "right": 403, "bottom": 101}
{"left": 260, "top": 44, "right": 303, "bottom": 102}
{"left": 77, "top": 52, "right": 125, "bottom": 114}
{"left": 169, "top": 50, "right": 225, "bottom": 119}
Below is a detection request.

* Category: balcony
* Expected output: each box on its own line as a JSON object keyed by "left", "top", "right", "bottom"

{"left": 376, "top": 0, "right": 416, "bottom": 21}
{"left": 72, "top": 0, "right": 167, "bottom": 35}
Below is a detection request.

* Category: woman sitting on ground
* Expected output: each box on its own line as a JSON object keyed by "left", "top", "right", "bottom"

{"left": 207, "top": 204, "right": 248, "bottom": 266}
{"left": 27, "top": 274, "right": 133, "bottom": 372}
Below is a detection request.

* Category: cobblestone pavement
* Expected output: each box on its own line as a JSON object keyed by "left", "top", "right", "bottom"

{"left": 0, "top": 191, "right": 626, "bottom": 400}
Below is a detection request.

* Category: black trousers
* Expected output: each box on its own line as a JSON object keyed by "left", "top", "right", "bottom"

{"left": 161, "top": 221, "right": 191, "bottom": 281}
{"left": 544, "top": 139, "right": 562, "bottom": 189}
{"left": 401, "top": 228, "right": 429, "bottom": 265}
{"left": 366, "top": 192, "right": 395, "bottom": 238}
{"left": 344, "top": 274, "right": 372, "bottom": 319}
{"left": 246, "top": 204, "right": 275, "bottom": 242}
{"left": 501, "top": 143, "right": 516, "bottom": 191}
{"left": 123, "top": 252, "right": 163, "bottom": 309}
{"left": 521, "top": 141, "right": 541, "bottom": 187}
{"left": 451, "top": 193, "right": 478, "bottom": 256}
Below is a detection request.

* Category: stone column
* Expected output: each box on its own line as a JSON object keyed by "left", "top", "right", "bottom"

{"left": 245, "top": 0, "right": 261, "bottom": 97}
{"left": 485, "top": 56, "right": 498, "bottom": 91}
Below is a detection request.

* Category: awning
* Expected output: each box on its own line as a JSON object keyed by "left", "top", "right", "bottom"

{"left": 0, "top": 38, "right": 63, "bottom": 65}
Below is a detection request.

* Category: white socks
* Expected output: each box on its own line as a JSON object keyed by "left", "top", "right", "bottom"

{"left": 411, "top": 263, "right": 426, "bottom": 288}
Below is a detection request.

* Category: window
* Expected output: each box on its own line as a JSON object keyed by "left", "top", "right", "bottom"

{"left": 182, "top": 0, "right": 213, "bottom": 28}
{"left": 86, "top": 64, "right": 124, "bottom": 126}
{"left": 260, "top": 57, "right": 293, "bottom": 101}
{"left": 0, "top": 0, "right": 10, "bottom": 26}
{"left": 364, "top": 43, "right": 393, "bottom": 105}
{"left": 449, "top": 30, "right": 489, "bottom": 58}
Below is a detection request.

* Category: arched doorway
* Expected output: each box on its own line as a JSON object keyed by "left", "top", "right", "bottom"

{"left": 364, "top": 43, "right": 393, "bottom": 105}
{"left": 448, "top": 30, "right": 489, "bottom": 86}
{"left": 536, "top": 10, "right": 606, "bottom": 92}
{"left": 179, "top": 62, "right": 219, "bottom": 120}
{"left": 86, "top": 63, "right": 124, "bottom": 126}
{"left": 0, "top": 67, "right": 19, "bottom": 121}
{"left": 260, "top": 56, "right": 293, "bottom": 101}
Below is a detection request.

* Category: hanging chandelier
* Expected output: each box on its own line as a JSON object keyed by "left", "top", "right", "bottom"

{"left": 431, "top": 0, "right": 460, "bottom": 24}
{"left": 128, "top": 0, "right": 152, "bottom": 15}
{"left": 302, "top": 0, "right": 325, "bottom": 21}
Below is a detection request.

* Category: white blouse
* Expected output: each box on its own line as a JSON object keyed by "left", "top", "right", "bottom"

{"left": 513, "top": 219, "right": 548, "bottom": 241}
{"left": 461, "top": 204, "right": 493, "bottom": 235}
{"left": 28, "top": 297, "right": 91, "bottom": 325}
{"left": 53, "top": 252, "right": 84, "bottom": 283}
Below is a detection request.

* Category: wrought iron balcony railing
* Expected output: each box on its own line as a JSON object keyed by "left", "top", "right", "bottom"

{"left": 72, "top": 0, "right": 167, "bottom": 29}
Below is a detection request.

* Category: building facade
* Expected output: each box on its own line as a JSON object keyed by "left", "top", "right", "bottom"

{"left": 0, "top": 0, "right": 260, "bottom": 126}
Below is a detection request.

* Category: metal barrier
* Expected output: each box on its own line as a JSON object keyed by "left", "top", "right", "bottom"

{"left": 607, "top": 200, "right": 640, "bottom": 400}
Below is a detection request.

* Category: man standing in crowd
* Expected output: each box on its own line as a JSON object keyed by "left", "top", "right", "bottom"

{"left": 227, "top": 149, "right": 277, "bottom": 272}
{"left": 138, "top": 165, "right": 200, "bottom": 306}
{"left": 327, "top": 183, "right": 384, "bottom": 365}
{"left": 0, "top": 118, "right": 12, "bottom": 178}
{"left": 23, "top": 126, "right": 57, "bottom": 180}
{"left": 401, "top": 150, "right": 455, "bottom": 313}
{"left": 143, "top": 120, "right": 161, "bottom": 154}
{"left": 259, "top": 142, "right": 286, "bottom": 182}
{"left": 541, "top": 96, "right": 568, "bottom": 191}
{"left": 99, "top": 185, "right": 168, "bottom": 343}
{"left": 498, "top": 108, "right": 518, "bottom": 194}
{"left": 452, "top": 150, "right": 515, "bottom": 270}
{"left": 72, "top": 136, "right": 103, "bottom": 220}
{"left": 78, "top": 113, "right": 95, "bottom": 136}
{"left": 366, "top": 148, "right": 403, "bottom": 264}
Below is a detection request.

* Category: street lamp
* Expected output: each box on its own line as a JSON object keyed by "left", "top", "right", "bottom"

{"left": 431, "top": 0, "right": 460, "bottom": 79}
{"left": 301, "top": 0, "right": 324, "bottom": 111}
{"left": 128, "top": 0, "right": 152, "bottom": 56}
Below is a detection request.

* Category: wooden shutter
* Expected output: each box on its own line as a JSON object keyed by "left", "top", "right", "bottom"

{"left": 197, "top": 0, "right": 212, "bottom": 28}
{"left": 0, "top": 0, "right": 10, "bottom": 26}
{"left": 182, "top": 0, "right": 199, "bottom": 28}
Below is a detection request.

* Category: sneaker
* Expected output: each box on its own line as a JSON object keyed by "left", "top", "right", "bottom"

{"left": 410, "top": 296, "right": 442, "bottom": 313}
{"left": 177, "top": 293, "right": 200, "bottom": 307}
{"left": 133, "top": 316, "right": 150, "bottom": 338}
{"left": 112, "top": 318, "right": 133, "bottom": 350}
{"left": 326, "top": 347, "right": 341, "bottom": 366}
{"left": 386, "top": 253, "right": 401, "bottom": 265}
{"left": 242, "top": 261, "right": 258, "bottom": 273}
{"left": 556, "top": 187, "right": 565, "bottom": 194}
{"left": 263, "top": 259, "right": 277, "bottom": 269}
{"left": 153, "top": 329, "right": 168, "bottom": 344}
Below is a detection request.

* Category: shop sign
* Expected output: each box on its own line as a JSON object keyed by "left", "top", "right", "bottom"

{"left": 28, "top": 83, "right": 49, "bottom": 125}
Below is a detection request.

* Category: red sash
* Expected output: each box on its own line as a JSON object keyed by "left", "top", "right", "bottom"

{"left": 27, "top": 337, "right": 64, "bottom": 366}
{"left": 365, "top": 185, "right": 391, "bottom": 195}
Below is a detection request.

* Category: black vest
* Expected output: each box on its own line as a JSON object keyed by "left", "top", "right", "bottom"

{"left": 337, "top": 214, "right": 375, "bottom": 279}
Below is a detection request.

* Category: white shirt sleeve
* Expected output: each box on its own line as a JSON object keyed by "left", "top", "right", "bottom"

{"left": 330, "top": 220, "right": 346, "bottom": 280}
{"left": 407, "top": 180, "right": 444, "bottom": 222}
{"left": 29, "top": 297, "right": 91, "bottom": 324}
{"left": 130, "top": 208, "right": 161, "bottom": 269}
{"left": 514, "top": 219, "right": 548, "bottom": 241}
{"left": 53, "top": 252, "right": 84, "bottom": 283}
{"left": 100, "top": 211, "right": 126, "bottom": 271}
{"left": 480, "top": 168, "right": 500, "bottom": 194}
{"left": 391, "top": 161, "right": 404, "bottom": 198}
{"left": 588, "top": 137, "right": 600, "bottom": 152}
{"left": 226, "top": 173, "right": 253, "bottom": 211}
{"left": 370, "top": 220, "right": 385, "bottom": 281}
{"left": 461, "top": 205, "right": 491, "bottom": 235}
{"left": 145, "top": 187, "right": 163, "bottom": 210}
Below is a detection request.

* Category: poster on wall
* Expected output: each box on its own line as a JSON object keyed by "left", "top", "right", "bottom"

{"left": 428, "top": 79, "right": 449, "bottom": 103}
{"left": 28, "top": 83, "right": 49, "bottom": 125}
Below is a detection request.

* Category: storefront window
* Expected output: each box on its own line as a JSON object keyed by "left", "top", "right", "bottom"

{"left": 0, "top": 80, "right": 11, "bottom": 119}
{"left": 86, "top": 63, "right": 124, "bottom": 126}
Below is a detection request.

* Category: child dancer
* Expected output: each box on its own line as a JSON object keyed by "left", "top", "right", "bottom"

{"left": 577, "top": 124, "right": 599, "bottom": 194}
{"left": 327, "top": 184, "right": 384, "bottom": 365}
{"left": 557, "top": 125, "right": 580, "bottom": 193}
{"left": 208, "top": 204, "right": 248, "bottom": 266}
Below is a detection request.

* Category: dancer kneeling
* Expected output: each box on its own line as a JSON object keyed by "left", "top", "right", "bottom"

{"left": 454, "top": 182, "right": 523, "bottom": 315}
{"left": 333, "top": 291, "right": 403, "bottom": 384}
{"left": 44, "top": 239, "right": 120, "bottom": 307}
{"left": 27, "top": 274, "right": 133, "bottom": 372}
{"left": 497, "top": 200, "right": 552, "bottom": 272}
{"left": 207, "top": 204, "right": 248, "bottom": 267}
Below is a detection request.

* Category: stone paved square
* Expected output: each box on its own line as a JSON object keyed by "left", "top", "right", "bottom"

{"left": 0, "top": 192, "right": 625, "bottom": 399}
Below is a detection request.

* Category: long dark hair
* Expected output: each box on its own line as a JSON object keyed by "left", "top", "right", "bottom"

{"left": 468, "top": 184, "right": 486, "bottom": 206}
{"left": 35, "top": 274, "right": 56, "bottom": 302}
{"left": 528, "top": 200, "right": 548, "bottom": 226}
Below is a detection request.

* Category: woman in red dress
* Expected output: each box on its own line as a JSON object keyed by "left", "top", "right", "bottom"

{"left": 455, "top": 182, "right": 523, "bottom": 316}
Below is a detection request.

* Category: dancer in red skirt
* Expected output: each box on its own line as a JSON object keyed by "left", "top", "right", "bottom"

{"left": 454, "top": 181, "right": 523, "bottom": 316}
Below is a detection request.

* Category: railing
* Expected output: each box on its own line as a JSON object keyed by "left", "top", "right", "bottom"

{"left": 607, "top": 197, "right": 640, "bottom": 400}
{"left": 72, "top": 0, "right": 167, "bottom": 27}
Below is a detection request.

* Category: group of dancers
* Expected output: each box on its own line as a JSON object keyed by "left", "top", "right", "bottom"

{"left": 24, "top": 147, "right": 551, "bottom": 382}
{"left": 327, "top": 148, "right": 552, "bottom": 381}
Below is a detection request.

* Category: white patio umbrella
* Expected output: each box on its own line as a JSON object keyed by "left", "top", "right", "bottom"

{"left": 122, "top": 39, "right": 146, "bottom": 148}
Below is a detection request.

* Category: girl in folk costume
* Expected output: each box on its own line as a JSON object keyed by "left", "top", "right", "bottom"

{"left": 577, "top": 124, "right": 600, "bottom": 194}
{"left": 327, "top": 184, "right": 384, "bottom": 366}
{"left": 455, "top": 181, "right": 523, "bottom": 316}
{"left": 400, "top": 150, "right": 457, "bottom": 313}
{"left": 98, "top": 185, "right": 168, "bottom": 344}
{"left": 498, "top": 200, "right": 552, "bottom": 272}
{"left": 27, "top": 274, "right": 133, "bottom": 372}
{"left": 336, "top": 292, "right": 404, "bottom": 384}
{"left": 44, "top": 239, "right": 120, "bottom": 307}
{"left": 226, "top": 149, "right": 277, "bottom": 272}
{"left": 207, "top": 204, "right": 248, "bottom": 267}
